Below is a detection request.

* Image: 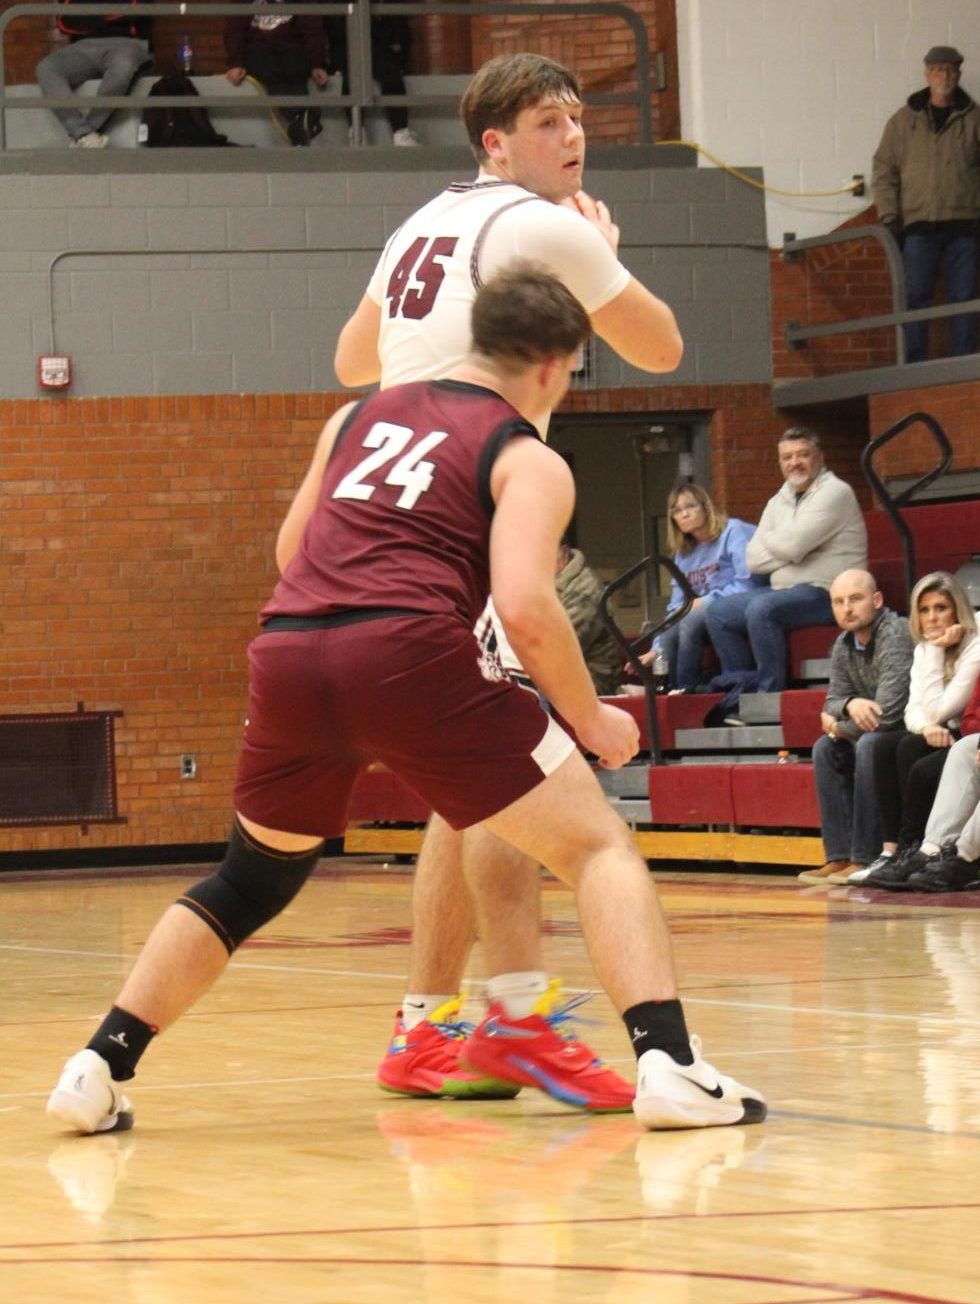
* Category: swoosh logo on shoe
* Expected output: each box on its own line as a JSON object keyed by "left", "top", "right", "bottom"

{"left": 679, "top": 1073, "right": 724, "bottom": 1099}
{"left": 482, "top": 1016, "right": 539, "bottom": 1040}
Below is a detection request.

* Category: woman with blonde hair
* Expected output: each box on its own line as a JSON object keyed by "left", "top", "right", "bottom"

{"left": 861, "top": 570, "right": 980, "bottom": 888}
{"left": 643, "top": 482, "right": 758, "bottom": 692}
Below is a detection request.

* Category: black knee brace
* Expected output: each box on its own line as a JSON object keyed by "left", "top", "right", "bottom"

{"left": 177, "top": 820, "right": 323, "bottom": 954}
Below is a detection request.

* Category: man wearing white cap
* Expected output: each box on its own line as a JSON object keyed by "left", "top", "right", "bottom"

{"left": 872, "top": 46, "right": 980, "bottom": 362}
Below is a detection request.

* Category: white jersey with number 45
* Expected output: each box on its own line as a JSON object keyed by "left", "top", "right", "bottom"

{"left": 366, "top": 176, "right": 630, "bottom": 389}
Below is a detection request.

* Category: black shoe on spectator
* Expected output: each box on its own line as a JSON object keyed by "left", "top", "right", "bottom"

{"left": 906, "top": 843, "right": 980, "bottom": 893}
{"left": 306, "top": 107, "right": 322, "bottom": 141}
{"left": 864, "top": 841, "right": 925, "bottom": 890}
{"left": 287, "top": 115, "right": 309, "bottom": 146}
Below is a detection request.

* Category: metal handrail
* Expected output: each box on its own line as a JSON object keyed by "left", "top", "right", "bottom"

{"left": 598, "top": 554, "right": 694, "bottom": 768}
{"left": 0, "top": 1, "right": 653, "bottom": 150}
{"left": 859, "top": 412, "right": 953, "bottom": 602}
{"left": 782, "top": 225, "right": 980, "bottom": 366}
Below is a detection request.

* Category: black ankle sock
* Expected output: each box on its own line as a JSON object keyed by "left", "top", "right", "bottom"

{"left": 87, "top": 1006, "right": 158, "bottom": 1082}
{"left": 623, "top": 998, "right": 693, "bottom": 1065}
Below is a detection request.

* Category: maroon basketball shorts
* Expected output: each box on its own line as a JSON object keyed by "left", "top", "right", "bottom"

{"left": 233, "top": 614, "right": 576, "bottom": 836}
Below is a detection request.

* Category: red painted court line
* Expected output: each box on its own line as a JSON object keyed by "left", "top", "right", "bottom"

{"left": 4, "top": 1201, "right": 980, "bottom": 1253}
{"left": 0, "top": 1257, "right": 964, "bottom": 1303}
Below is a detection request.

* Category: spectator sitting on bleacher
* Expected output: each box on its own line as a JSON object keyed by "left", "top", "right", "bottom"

{"left": 36, "top": 0, "right": 152, "bottom": 149}
{"left": 857, "top": 572, "right": 980, "bottom": 889}
{"left": 640, "top": 482, "right": 758, "bottom": 692}
{"left": 798, "top": 568, "right": 914, "bottom": 886}
{"left": 878, "top": 714, "right": 980, "bottom": 894}
{"left": 324, "top": 14, "right": 419, "bottom": 146}
{"left": 706, "top": 427, "right": 867, "bottom": 694}
{"left": 225, "top": 0, "right": 329, "bottom": 147}
{"left": 555, "top": 541, "right": 621, "bottom": 696}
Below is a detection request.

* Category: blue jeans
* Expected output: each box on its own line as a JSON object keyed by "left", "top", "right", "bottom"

{"left": 705, "top": 584, "right": 833, "bottom": 692}
{"left": 812, "top": 732, "right": 883, "bottom": 866}
{"left": 658, "top": 602, "right": 712, "bottom": 691}
{"left": 903, "top": 228, "right": 979, "bottom": 362}
{"left": 36, "top": 37, "right": 150, "bottom": 141}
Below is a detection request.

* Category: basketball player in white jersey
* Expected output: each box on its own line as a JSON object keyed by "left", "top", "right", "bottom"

{"left": 336, "top": 53, "right": 687, "bottom": 1111}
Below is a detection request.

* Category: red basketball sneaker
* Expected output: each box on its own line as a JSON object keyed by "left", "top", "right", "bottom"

{"left": 462, "top": 983, "right": 634, "bottom": 1112}
{"left": 377, "top": 997, "right": 521, "bottom": 1100}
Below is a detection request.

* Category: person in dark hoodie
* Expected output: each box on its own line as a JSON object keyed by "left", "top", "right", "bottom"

{"left": 225, "top": 0, "right": 329, "bottom": 146}
{"left": 872, "top": 45, "right": 980, "bottom": 362}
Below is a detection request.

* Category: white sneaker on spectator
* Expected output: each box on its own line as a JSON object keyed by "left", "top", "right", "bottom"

{"left": 70, "top": 132, "right": 108, "bottom": 149}
{"left": 633, "top": 1035, "right": 767, "bottom": 1130}
{"left": 393, "top": 127, "right": 420, "bottom": 146}
{"left": 48, "top": 1049, "right": 134, "bottom": 1134}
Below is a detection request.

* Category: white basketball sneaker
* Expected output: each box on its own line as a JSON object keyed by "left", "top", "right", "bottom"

{"left": 633, "top": 1035, "right": 766, "bottom": 1130}
{"left": 47, "top": 1049, "right": 134, "bottom": 1134}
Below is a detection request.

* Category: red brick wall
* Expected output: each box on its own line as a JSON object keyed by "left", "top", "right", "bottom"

{"left": 467, "top": 0, "right": 679, "bottom": 143}
{"left": 868, "top": 381, "right": 980, "bottom": 481}
{"left": 3, "top": 379, "right": 811, "bottom": 855}
{"left": 770, "top": 208, "right": 896, "bottom": 379}
{"left": 565, "top": 383, "right": 872, "bottom": 523}
{"left": 0, "top": 391, "right": 344, "bottom": 854}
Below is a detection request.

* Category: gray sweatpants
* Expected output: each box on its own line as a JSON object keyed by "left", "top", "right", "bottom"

{"left": 923, "top": 732, "right": 980, "bottom": 861}
{"left": 36, "top": 37, "right": 150, "bottom": 141}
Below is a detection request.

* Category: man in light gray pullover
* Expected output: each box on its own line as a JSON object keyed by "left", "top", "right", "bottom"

{"left": 706, "top": 427, "right": 867, "bottom": 692}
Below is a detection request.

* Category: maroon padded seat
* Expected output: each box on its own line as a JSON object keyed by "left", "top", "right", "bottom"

{"left": 786, "top": 625, "right": 837, "bottom": 680}
{"left": 648, "top": 763, "right": 734, "bottom": 824}
{"left": 600, "top": 692, "right": 724, "bottom": 751}
{"left": 780, "top": 689, "right": 826, "bottom": 748}
{"left": 730, "top": 762, "right": 821, "bottom": 828}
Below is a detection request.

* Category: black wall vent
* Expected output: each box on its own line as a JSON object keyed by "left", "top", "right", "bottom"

{"left": 0, "top": 705, "right": 125, "bottom": 830}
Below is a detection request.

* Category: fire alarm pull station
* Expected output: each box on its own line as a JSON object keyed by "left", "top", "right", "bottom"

{"left": 38, "top": 355, "right": 72, "bottom": 389}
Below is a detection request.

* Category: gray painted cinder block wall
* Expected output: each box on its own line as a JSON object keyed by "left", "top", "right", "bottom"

{"left": 0, "top": 149, "right": 770, "bottom": 399}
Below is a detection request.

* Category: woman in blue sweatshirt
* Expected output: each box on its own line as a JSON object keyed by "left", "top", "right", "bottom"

{"left": 649, "top": 483, "right": 759, "bottom": 691}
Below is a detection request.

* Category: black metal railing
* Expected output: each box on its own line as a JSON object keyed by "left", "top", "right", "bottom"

{"left": 598, "top": 554, "right": 694, "bottom": 767}
{"left": 860, "top": 411, "right": 953, "bottom": 602}
{"left": 783, "top": 226, "right": 980, "bottom": 366}
{"left": 0, "top": 1, "right": 654, "bottom": 149}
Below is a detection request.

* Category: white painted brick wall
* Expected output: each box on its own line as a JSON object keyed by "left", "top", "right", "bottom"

{"left": 678, "top": 0, "right": 978, "bottom": 244}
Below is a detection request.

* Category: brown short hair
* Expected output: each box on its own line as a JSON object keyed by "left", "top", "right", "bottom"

{"left": 471, "top": 260, "right": 591, "bottom": 368}
{"left": 665, "top": 481, "right": 727, "bottom": 556}
{"left": 460, "top": 53, "right": 581, "bottom": 162}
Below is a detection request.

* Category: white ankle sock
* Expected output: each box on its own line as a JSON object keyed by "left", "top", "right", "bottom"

{"left": 486, "top": 971, "right": 549, "bottom": 1019}
{"left": 401, "top": 993, "right": 455, "bottom": 1031}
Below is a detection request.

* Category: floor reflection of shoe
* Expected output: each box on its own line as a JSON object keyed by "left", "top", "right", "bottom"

{"left": 48, "top": 1134, "right": 135, "bottom": 1221}
{"left": 47, "top": 1049, "right": 134, "bottom": 1135}
{"left": 635, "top": 1125, "right": 759, "bottom": 1209}
{"left": 377, "top": 1105, "right": 512, "bottom": 1166}
{"left": 462, "top": 982, "right": 635, "bottom": 1112}
{"left": 377, "top": 998, "right": 521, "bottom": 1100}
{"left": 633, "top": 1035, "right": 766, "bottom": 1130}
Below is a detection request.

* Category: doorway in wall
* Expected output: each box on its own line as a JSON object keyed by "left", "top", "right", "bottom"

{"left": 547, "top": 410, "right": 712, "bottom": 636}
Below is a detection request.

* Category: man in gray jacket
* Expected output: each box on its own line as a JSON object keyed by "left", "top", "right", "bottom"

{"left": 872, "top": 45, "right": 980, "bottom": 363}
{"left": 799, "top": 570, "right": 915, "bottom": 884}
{"left": 706, "top": 428, "right": 867, "bottom": 693}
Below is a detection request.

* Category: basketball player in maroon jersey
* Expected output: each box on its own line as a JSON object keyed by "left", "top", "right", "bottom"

{"left": 48, "top": 265, "right": 765, "bottom": 1134}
